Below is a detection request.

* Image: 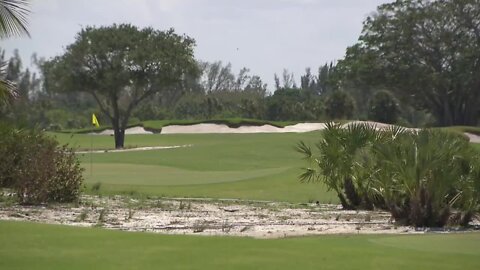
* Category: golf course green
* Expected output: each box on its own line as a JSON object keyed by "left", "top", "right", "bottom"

{"left": 51, "top": 132, "right": 337, "bottom": 203}
{"left": 50, "top": 130, "right": 480, "bottom": 203}
{"left": 1, "top": 221, "right": 479, "bottom": 270}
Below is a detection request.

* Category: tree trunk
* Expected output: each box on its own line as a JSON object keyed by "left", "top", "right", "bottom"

{"left": 337, "top": 192, "right": 353, "bottom": 210}
{"left": 114, "top": 127, "right": 125, "bottom": 149}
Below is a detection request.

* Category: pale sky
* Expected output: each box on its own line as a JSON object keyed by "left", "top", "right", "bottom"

{"left": 2, "top": 0, "right": 390, "bottom": 90}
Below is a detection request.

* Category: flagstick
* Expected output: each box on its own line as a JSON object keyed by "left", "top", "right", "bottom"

{"left": 90, "top": 132, "right": 93, "bottom": 178}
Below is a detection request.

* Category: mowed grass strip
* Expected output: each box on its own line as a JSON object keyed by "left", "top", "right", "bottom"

{"left": 1, "top": 221, "right": 479, "bottom": 270}
{"left": 83, "top": 163, "right": 289, "bottom": 186}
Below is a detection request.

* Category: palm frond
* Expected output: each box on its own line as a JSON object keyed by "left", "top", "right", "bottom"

{"left": 298, "top": 167, "right": 319, "bottom": 183}
{"left": 295, "top": 141, "right": 312, "bottom": 159}
{"left": 0, "top": 0, "right": 30, "bottom": 38}
{"left": 0, "top": 61, "right": 17, "bottom": 105}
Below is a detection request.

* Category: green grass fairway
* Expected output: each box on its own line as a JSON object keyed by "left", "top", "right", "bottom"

{"left": 1, "top": 221, "right": 479, "bottom": 270}
{"left": 53, "top": 132, "right": 337, "bottom": 203}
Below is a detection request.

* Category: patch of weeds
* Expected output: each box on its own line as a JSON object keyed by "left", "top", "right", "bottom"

{"left": 169, "top": 219, "right": 182, "bottom": 225}
{"left": 365, "top": 214, "right": 371, "bottom": 222}
{"left": 152, "top": 200, "right": 175, "bottom": 210}
{"left": 126, "top": 208, "right": 135, "bottom": 220}
{"left": 91, "top": 182, "right": 102, "bottom": 192}
{"left": 98, "top": 208, "right": 108, "bottom": 224}
{"left": 240, "top": 226, "right": 251, "bottom": 232}
{"left": 221, "top": 220, "right": 232, "bottom": 233}
{"left": 127, "top": 198, "right": 147, "bottom": 210}
{"left": 75, "top": 209, "right": 89, "bottom": 222}
{"left": 192, "top": 220, "right": 209, "bottom": 233}
{"left": 257, "top": 214, "right": 268, "bottom": 219}
{"left": 123, "top": 190, "right": 140, "bottom": 197}
{"left": 0, "top": 193, "right": 17, "bottom": 207}
{"left": 151, "top": 200, "right": 164, "bottom": 209}
{"left": 179, "top": 201, "right": 192, "bottom": 211}
{"left": 8, "top": 212, "right": 24, "bottom": 218}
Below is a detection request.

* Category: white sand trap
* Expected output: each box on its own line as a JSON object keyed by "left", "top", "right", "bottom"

{"left": 88, "top": 122, "right": 479, "bottom": 144}
{"left": 465, "top": 133, "right": 480, "bottom": 143}
{"left": 76, "top": 145, "right": 191, "bottom": 154}
{"left": 161, "top": 123, "right": 327, "bottom": 134}
{"left": 91, "top": 126, "right": 153, "bottom": 135}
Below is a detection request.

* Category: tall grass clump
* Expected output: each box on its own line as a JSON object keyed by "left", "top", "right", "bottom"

{"left": 298, "top": 122, "right": 480, "bottom": 227}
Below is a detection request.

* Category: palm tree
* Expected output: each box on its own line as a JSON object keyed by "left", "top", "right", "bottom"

{"left": 296, "top": 122, "right": 378, "bottom": 209}
{"left": 0, "top": 0, "right": 30, "bottom": 106}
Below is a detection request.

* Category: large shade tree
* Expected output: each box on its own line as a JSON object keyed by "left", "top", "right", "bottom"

{"left": 43, "top": 24, "right": 197, "bottom": 148}
{"left": 0, "top": 0, "right": 30, "bottom": 106}
{"left": 336, "top": 0, "right": 480, "bottom": 126}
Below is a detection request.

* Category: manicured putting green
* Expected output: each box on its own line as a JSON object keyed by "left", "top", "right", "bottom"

{"left": 1, "top": 221, "right": 479, "bottom": 270}
{"left": 84, "top": 163, "right": 290, "bottom": 186}
{"left": 55, "top": 132, "right": 337, "bottom": 202}
{"left": 55, "top": 131, "right": 480, "bottom": 202}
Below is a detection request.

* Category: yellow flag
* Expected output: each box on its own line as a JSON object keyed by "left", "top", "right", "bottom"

{"left": 92, "top": 113, "right": 100, "bottom": 128}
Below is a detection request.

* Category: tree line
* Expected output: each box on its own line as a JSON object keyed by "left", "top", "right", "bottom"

{"left": 1, "top": 0, "right": 479, "bottom": 148}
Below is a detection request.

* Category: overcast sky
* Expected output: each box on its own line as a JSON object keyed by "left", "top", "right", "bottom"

{"left": 2, "top": 0, "right": 390, "bottom": 90}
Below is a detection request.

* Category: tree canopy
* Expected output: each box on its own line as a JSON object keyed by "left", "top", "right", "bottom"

{"left": 336, "top": 0, "right": 480, "bottom": 126}
{"left": 43, "top": 24, "right": 197, "bottom": 148}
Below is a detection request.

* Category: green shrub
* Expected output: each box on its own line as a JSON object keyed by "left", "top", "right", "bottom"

{"left": 324, "top": 91, "right": 355, "bottom": 120}
{"left": 298, "top": 123, "right": 480, "bottom": 227}
{"left": 0, "top": 124, "right": 84, "bottom": 204}
{"left": 368, "top": 90, "right": 399, "bottom": 124}
{"left": 0, "top": 123, "right": 18, "bottom": 187}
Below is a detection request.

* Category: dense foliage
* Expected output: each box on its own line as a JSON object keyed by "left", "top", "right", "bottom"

{"left": 0, "top": 123, "right": 84, "bottom": 204}
{"left": 368, "top": 90, "right": 400, "bottom": 124}
{"left": 2, "top": 0, "right": 479, "bottom": 130}
{"left": 298, "top": 123, "right": 480, "bottom": 227}
{"left": 324, "top": 91, "right": 355, "bottom": 120}
{"left": 336, "top": 0, "right": 480, "bottom": 126}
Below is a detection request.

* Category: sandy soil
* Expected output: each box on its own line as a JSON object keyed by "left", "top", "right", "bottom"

{"left": 1, "top": 195, "right": 476, "bottom": 238}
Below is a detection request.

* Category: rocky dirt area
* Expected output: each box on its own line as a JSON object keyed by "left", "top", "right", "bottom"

{"left": 1, "top": 195, "right": 477, "bottom": 238}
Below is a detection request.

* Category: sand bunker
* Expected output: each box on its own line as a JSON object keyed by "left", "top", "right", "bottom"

{"left": 91, "top": 126, "right": 154, "bottom": 135}
{"left": 465, "top": 133, "right": 480, "bottom": 143}
{"left": 89, "top": 122, "right": 479, "bottom": 144}
{"left": 161, "top": 123, "right": 327, "bottom": 134}
{"left": 76, "top": 145, "right": 192, "bottom": 154}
